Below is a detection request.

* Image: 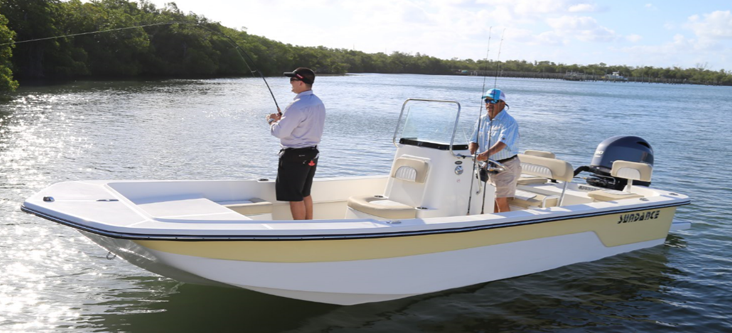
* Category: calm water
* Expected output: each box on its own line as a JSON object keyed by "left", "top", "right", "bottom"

{"left": 1, "top": 74, "right": 731, "bottom": 332}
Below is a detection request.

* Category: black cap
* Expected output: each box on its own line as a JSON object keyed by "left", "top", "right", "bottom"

{"left": 283, "top": 67, "right": 315, "bottom": 84}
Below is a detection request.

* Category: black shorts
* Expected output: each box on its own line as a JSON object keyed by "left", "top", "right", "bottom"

{"left": 276, "top": 147, "right": 319, "bottom": 202}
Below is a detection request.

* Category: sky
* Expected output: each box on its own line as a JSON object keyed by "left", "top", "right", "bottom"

{"left": 144, "top": 0, "right": 732, "bottom": 70}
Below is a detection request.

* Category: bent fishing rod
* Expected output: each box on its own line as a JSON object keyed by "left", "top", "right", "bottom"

{"left": 1, "top": 21, "right": 282, "bottom": 114}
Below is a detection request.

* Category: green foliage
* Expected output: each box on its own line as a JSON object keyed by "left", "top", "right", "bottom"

{"left": 0, "top": 13, "right": 19, "bottom": 92}
{"left": 1, "top": 0, "right": 732, "bottom": 86}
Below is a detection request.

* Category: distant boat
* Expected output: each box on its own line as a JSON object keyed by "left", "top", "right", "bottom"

{"left": 603, "top": 71, "right": 628, "bottom": 81}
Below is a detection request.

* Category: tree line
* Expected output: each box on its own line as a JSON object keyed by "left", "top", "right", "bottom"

{"left": 2, "top": 0, "right": 732, "bottom": 94}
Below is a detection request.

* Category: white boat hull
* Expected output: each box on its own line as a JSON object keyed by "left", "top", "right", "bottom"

{"left": 79, "top": 204, "right": 678, "bottom": 305}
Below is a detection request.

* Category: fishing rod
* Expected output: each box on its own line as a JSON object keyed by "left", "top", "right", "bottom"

{"left": 196, "top": 24, "right": 282, "bottom": 114}
{"left": 466, "top": 26, "right": 492, "bottom": 216}
{"left": 1, "top": 21, "right": 281, "bottom": 113}
{"left": 480, "top": 28, "right": 506, "bottom": 214}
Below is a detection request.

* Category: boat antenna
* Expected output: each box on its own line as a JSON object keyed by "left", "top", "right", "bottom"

{"left": 480, "top": 28, "right": 506, "bottom": 214}
{"left": 466, "top": 26, "right": 492, "bottom": 215}
{"left": 0, "top": 21, "right": 281, "bottom": 114}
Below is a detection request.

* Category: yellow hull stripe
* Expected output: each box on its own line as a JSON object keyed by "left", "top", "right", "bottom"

{"left": 135, "top": 207, "right": 676, "bottom": 263}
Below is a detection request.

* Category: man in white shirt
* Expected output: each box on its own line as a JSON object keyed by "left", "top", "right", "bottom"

{"left": 266, "top": 67, "right": 326, "bottom": 220}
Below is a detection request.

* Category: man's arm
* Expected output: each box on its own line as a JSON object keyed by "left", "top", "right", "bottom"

{"left": 469, "top": 142, "right": 479, "bottom": 154}
{"left": 477, "top": 141, "right": 507, "bottom": 161}
{"left": 270, "top": 107, "right": 302, "bottom": 138}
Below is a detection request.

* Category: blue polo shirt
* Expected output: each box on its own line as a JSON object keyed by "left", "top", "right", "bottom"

{"left": 470, "top": 109, "right": 520, "bottom": 161}
{"left": 270, "top": 90, "right": 326, "bottom": 148}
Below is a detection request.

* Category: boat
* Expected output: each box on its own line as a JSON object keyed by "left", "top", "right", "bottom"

{"left": 603, "top": 71, "right": 628, "bottom": 81}
{"left": 21, "top": 99, "right": 691, "bottom": 305}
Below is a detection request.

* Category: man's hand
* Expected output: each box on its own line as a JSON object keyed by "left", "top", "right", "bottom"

{"left": 476, "top": 151, "right": 489, "bottom": 161}
{"left": 266, "top": 113, "right": 281, "bottom": 124}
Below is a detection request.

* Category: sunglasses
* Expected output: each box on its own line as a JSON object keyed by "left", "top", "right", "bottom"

{"left": 484, "top": 98, "right": 501, "bottom": 104}
{"left": 289, "top": 77, "right": 301, "bottom": 82}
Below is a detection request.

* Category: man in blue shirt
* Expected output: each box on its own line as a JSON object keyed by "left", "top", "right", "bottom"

{"left": 266, "top": 67, "right": 326, "bottom": 220}
{"left": 469, "top": 88, "right": 521, "bottom": 213}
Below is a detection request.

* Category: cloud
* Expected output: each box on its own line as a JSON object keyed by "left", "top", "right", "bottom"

{"left": 545, "top": 15, "right": 617, "bottom": 42}
{"left": 686, "top": 10, "right": 732, "bottom": 40}
{"left": 534, "top": 31, "right": 565, "bottom": 45}
{"left": 568, "top": 4, "right": 597, "bottom": 12}
{"left": 645, "top": 3, "right": 658, "bottom": 11}
{"left": 476, "top": 0, "right": 599, "bottom": 18}
{"left": 626, "top": 34, "right": 643, "bottom": 42}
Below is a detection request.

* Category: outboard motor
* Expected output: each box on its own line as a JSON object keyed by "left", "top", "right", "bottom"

{"left": 574, "top": 136, "right": 654, "bottom": 190}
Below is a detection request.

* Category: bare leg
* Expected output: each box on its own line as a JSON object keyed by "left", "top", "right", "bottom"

{"left": 303, "top": 195, "right": 314, "bottom": 220}
{"left": 289, "top": 200, "right": 306, "bottom": 220}
{"left": 495, "top": 197, "right": 511, "bottom": 213}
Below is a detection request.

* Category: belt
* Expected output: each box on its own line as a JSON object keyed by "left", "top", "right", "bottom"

{"left": 497, "top": 155, "right": 517, "bottom": 163}
{"left": 282, "top": 146, "right": 318, "bottom": 151}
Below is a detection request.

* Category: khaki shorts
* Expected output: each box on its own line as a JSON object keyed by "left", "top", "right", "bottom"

{"left": 489, "top": 156, "right": 522, "bottom": 198}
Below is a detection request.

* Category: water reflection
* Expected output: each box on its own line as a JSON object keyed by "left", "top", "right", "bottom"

{"left": 83, "top": 281, "right": 337, "bottom": 333}
{"left": 74, "top": 245, "right": 691, "bottom": 333}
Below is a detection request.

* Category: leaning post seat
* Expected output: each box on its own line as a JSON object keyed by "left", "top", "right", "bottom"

{"left": 588, "top": 161, "right": 652, "bottom": 202}
{"left": 523, "top": 150, "right": 556, "bottom": 159}
{"left": 346, "top": 156, "right": 430, "bottom": 220}
{"left": 518, "top": 150, "right": 556, "bottom": 185}
{"left": 512, "top": 154, "right": 574, "bottom": 208}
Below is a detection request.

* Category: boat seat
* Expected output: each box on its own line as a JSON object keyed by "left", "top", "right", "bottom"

{"left": 511, "top": 154, "right": 574, "bottom": 208}
{"left": 517, "top": 175, "right": 549, "bottom": 185}
{"left": 347, "top": 195, "right": 417, "bottom": 219}
{"left": 220, "top": 198, "right": 273, "bottom": 219}
{"left": 517, "top": 150, "right": 557, "bottom": 185}
{"left": 523, "top": 150, "right": 555, "bottom": 158}
{"left": 346, "top": 156, "right": 429, "bottom": 220}
{"left": 588, "top": 161, "right": 652, "bottom": 202}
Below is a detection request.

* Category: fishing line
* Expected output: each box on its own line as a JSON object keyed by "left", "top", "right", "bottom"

{"left": 467, "top": 26, "right": 491, "bottom": 216}
{"left": 0, "top": 22, "right": 173, "bottom": 46}
{"left": 480, "top": 27, "right": 506, "bottom": 214}
{"left": 196, "top": 25, "right": 282, "bottom": 113}
{"left": 1, "top": 21, "right": 281, "bottom": 112}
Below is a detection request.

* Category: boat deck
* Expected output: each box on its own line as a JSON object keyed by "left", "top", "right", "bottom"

{"left": 22, "top": 175, "right": 689, "bottom": 240}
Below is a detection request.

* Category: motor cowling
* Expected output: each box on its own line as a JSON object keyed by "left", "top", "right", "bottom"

{"left": 575, "top": 136, "right": 654, "bottom": 190}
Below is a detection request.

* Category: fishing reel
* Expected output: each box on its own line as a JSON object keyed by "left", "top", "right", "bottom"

{"left": 476, "top": 159, "right": 507, "bottom": 182}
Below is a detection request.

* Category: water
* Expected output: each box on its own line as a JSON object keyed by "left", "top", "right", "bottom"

{"left": 1, "top": 74, "right": 730, "bottom": 332}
